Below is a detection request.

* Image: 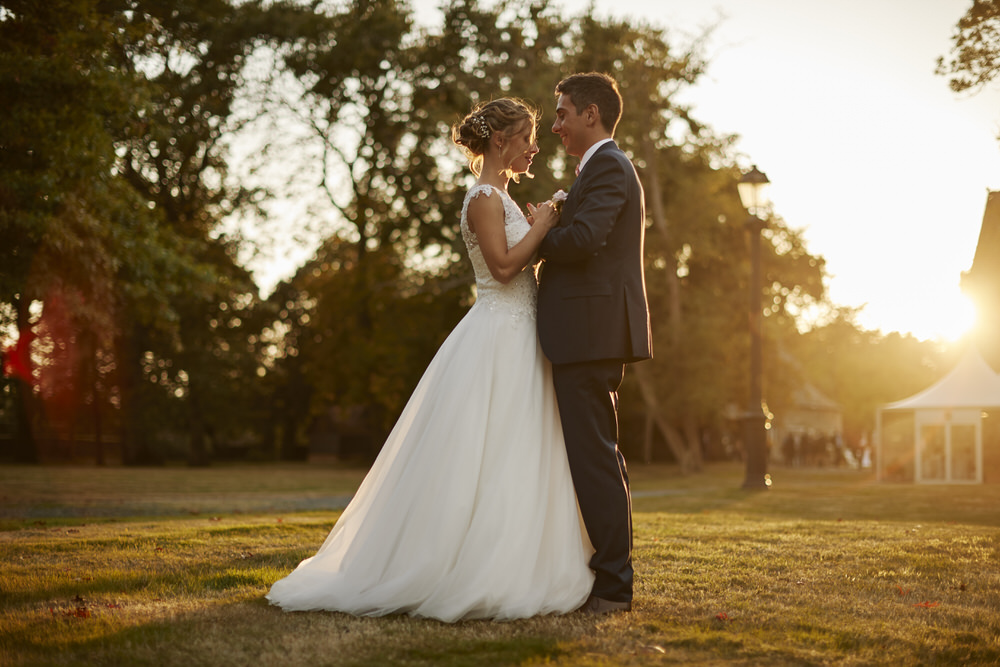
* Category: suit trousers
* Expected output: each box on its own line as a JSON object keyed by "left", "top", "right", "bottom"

{"left": 551, "top": 359, "right": 633, "bottom": 602}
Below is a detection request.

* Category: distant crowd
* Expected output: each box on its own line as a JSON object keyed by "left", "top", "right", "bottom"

{"left": 780, "top": 431, "right": 871, "bottom": 469}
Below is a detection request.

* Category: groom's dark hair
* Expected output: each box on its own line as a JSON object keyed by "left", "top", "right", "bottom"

{"left": 555, "top": 72, "right": 622, "bottom": 135}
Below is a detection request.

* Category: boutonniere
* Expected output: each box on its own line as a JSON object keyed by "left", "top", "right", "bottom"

{"left": 548, "top": 189, "right": 568, "bottom": 214}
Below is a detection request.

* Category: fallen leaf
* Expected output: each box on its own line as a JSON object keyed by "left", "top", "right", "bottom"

{"left": 714, "top": 612, "right": 733, "bottom": 621}
{"left": 913, "top": 601, "right": 939, "bottom": 608}
{"left": 897, "top": 586, "right": 910, "bottom": 596}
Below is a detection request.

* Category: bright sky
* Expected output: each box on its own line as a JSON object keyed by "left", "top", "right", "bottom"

{"left": 411, "top": 0, "right": 1000, "bottom": 341}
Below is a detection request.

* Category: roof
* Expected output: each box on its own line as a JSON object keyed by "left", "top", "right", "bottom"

{"left": 883, "top": 346, "right": 1000, "bottom": 411}
{"left": 968, "top": 191, "right": 1000, "bottom": 282}
{"left": 792, "top": 381, "right": 840, "bottom": 412}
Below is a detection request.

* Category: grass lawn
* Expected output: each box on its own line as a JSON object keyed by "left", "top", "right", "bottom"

{"left": 1, "top": 462, "right": 999, "bottom": 666}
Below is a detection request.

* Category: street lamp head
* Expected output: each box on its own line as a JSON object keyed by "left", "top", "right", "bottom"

{"left": 738, "top": 164, "right": 770, "bottom": 215}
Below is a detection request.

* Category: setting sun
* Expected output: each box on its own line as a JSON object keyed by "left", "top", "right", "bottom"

{"left": 920, "top": 290, "right": 978, "bottom": 342}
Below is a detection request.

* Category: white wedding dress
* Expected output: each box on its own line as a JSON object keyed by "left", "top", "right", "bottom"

{"left": 266, "top": 184, "right": 594, "bottom": 621}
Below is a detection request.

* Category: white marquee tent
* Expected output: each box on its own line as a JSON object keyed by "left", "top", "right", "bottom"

{"left": 876, "top": 347, "right": 1000, "bottom": 484}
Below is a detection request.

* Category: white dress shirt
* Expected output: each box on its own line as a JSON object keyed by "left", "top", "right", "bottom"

{"left": 576, "top": 138, "right": 614, "bottom": 175}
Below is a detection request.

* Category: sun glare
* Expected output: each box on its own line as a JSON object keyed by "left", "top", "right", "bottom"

{"left": 906, "top": 290, "right": 978, "bottom": 342}
{"left": 940, "top": 291, "right": 979, "bottom": 341}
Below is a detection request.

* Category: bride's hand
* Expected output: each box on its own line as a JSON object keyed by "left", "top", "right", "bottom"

{"left": 527, "top": 202, "right": 558, "bottom": 230}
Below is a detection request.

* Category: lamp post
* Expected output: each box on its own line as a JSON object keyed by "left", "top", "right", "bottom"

{"left": 737, "top": 165, "right": 771, "bottom": 491}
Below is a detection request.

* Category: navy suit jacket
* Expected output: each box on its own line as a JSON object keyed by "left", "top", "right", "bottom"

{"left": 537, "top": 141, "right": 652, "bottom": 365}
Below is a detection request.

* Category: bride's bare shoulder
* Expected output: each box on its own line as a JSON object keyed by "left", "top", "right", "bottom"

{"left": 466, "top": 187, "right": 505, "bottom": 230}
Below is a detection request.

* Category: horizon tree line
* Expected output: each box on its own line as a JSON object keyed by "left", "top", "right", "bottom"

{"left": 0, "top": 0, "right": 962, "bottom": 467}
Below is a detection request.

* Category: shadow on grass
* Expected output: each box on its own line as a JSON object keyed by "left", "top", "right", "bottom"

{"left": 8, "top": 594, "right": 578, "bottom": 667}
{"left": 4, "top": 524, "right": 581, "bottom": 667}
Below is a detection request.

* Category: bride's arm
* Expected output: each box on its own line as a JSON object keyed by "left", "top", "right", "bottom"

{"left": 467, "top": 193, "right": 558, "bottom": 285}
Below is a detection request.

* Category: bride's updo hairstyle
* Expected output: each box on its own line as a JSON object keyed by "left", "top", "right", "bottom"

{"left": 452, "top": 98, "right": 540, "bottom": 182}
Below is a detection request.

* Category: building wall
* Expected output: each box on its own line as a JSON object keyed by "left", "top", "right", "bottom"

{"left": 880, "top": 410, "right": 915, "bottom": 482}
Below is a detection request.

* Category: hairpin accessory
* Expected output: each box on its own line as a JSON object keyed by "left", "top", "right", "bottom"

{"left": 470, "top": 115, "right": 492, "bottom": 139}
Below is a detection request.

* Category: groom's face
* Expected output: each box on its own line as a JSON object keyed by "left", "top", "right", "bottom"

{"left": 552, "top": 94, "right": 586, "bottom": 159}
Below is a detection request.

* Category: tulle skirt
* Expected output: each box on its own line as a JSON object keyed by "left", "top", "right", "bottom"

{"left": 266, "top": 301, "right": 594, "bottom": 621}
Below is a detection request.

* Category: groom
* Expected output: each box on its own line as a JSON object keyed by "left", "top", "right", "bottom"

{"left": 537, "top": 72, "right": 653, "bottom": 614}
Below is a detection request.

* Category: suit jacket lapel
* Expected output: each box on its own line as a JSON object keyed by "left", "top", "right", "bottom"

{"left": 563, "top": 141, "right": 618, "bottom": 225}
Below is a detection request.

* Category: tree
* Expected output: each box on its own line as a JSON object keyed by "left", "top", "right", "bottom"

{"left": 100, "top": 0, "right": 333, "bottom": 465}
{"left": 0, "top": 0, "right": 166, "bottom": 462}
{"left": 937, "top": 0, "right": 1000, "bottom": 94}
{"left": 0, "top": 0, "right": 318, "bottom": 464}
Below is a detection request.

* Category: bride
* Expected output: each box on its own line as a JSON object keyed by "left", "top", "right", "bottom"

{"left": 266, "top": 98, "right": 594, "bottom": 622}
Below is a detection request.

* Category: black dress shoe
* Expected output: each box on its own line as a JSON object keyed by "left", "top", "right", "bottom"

{"left": 579, "top": 595, "right": 632, "bottom": 615}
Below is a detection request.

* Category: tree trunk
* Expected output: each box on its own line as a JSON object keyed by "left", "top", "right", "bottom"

{"left": 186, "top": 378, "right": 210, "bottom": 467}
{"left": 682, "top": 413, "right": 704, "bottom": 473}
{"left": 641, "top": 138, "right": 682, "bottom": 342}
{"left": 181, "top": 320, "right": 210, "bottom": 466}
{"left": 79, "top": 330, "right": 105, "bottom": 465}
{"left": 11, "top": 379, "right": 38, "bottom": 463}
{"left": 633, "top": 363, "right": 693, "bottom": 474}
{"left": 280, "top": 415, "right": 298, "bottom": 461}
{"left": 93, "top": 375, "right": 104, "bottom": 466}
{"left": 637, "top": 138, "right": 701, "bottom": 472}
{"left": 10, "top": 297, "right": 38, "bottom": 463}
{"left": 643, "top": 411, "right": 654, "bottom": 464}
{"left": 117, "top": 325, "right": 156, "bottom": 465}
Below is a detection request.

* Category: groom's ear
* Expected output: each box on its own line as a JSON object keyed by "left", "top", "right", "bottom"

{"left": 584, "top": 104, "right": 600, "bottom": 128}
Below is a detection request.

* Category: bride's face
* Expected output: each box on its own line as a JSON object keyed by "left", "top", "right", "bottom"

{"left": 504, "top": 122, "right": 539, "bottom": 175}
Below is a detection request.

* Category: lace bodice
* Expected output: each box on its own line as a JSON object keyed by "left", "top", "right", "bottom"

{"left": 460, "top": 184, "right": 537, "bottom": 321}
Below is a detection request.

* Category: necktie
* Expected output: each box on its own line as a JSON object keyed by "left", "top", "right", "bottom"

{"left": 575, "top": 163, "right": 581, "bottom": 176}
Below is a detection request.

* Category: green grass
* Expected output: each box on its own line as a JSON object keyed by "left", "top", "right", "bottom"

{"left": 1, "top": 462, "right": 999, "bottom": 666}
